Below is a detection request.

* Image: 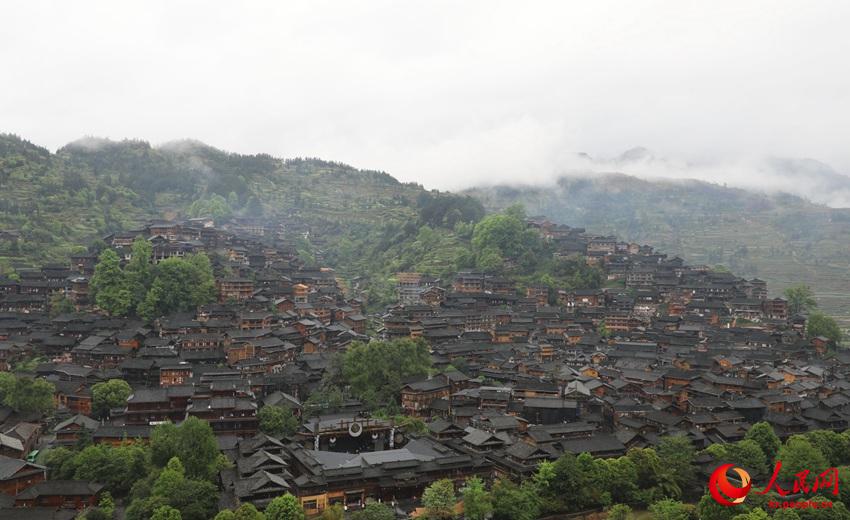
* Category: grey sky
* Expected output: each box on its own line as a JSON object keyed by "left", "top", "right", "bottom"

{"left": 3, "top": 1, "right": 849, "bottom": 193}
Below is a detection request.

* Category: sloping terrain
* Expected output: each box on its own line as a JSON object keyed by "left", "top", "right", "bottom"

{"left": 466, "top": 174, "right": 850, "bottom": 323}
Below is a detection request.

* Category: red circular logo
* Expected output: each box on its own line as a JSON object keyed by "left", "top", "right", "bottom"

{"left": 709, "top": 464, "right": 752, "bottom": 506}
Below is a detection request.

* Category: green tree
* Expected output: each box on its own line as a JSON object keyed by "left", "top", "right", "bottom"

{"left": 92, "top": 379, "right": 132, "bottom": 418}
{"left": 772, "top": 510, "right": 800, "bottom": 520}
{"left": 125, "top": 236, "right": 153, "bottom": 309}
{"left": 350, "top": 502, "right": 395, "bottom": 520}
{"left": 2, "top": 376, "right": 55, "bottom": 415}
{"left": 730, "top": 509, "right": 769, "bottom": 520}
{"left": 657, "top": 436, "right": 697, "bottom": 496}
{"left": 258, "top": 406, "right": 299, "bottom": 438}
{"left": 151, "top": 506, "right": 183, "bottom": 520}
{"left": 776, "top": 436, "right": 829, "bottom": 481}
{"left": 49, "top": 292, "right": 76, "bottom": 317}
{"left": 784, "top": 284, "right": 817, "bottom": 315}
{"left": 696, "top": 493, "right": 743, "bottom": 520}
{"left": 704, "top": 440, "right": 768, "bottom": 478}
{"left": 0, "top": 372, "right": 14, "bottom": 403}
{"left": 69, "top": 443, "right": 150, "bottom": 496}
{"left": 214, "top": 512, "right": 237, "bottom": 520}
{"left": 341, "top": 338, "right": 431, "bottom": 409}
{"left": 138, "top": 253, "right": 216, "bottom": 319}
{"left": 422, "top": 478, "right": 457, "bottom": 519}
{"left": 627, "top": 447, "right": 663, "bottom": 490}
{"left": 608, "top": 504, "right": 633, "bottom": 520}
{"left": 126, "top": 455, "right": 218, "bottom": 520}
{"left": 806, "top": 311, "right": 843, "bottom": 344}
{"left": 460, "top": 477, "right": 492, "bottom": 520}
{"left": 648, "top": 499, "right": 691, "bottom": 520}
{"left": 265, "top": 493, "right": 304, "bottom": 520}
{"left": 606, "top": 456, "right": 639, "bottom": 504}
{"left": 745, "top": 422, "right": 781, "bottom": 462}
{"left": 43, "top": 447, "right": 76, "bottom": 479}
{"left": 99, "top": 491, "right": 115, "bottom": 518}
{"left": 805, "top": 430, "right": 850, "bottom": 466}
{"left": 91, "top": 248, "right": 132, "bottom": 315}
{"left": 795, "top": 497, "right": 850, "bottom": 520}
{"left": 491, "top": 478, "right": 539, "bottom": 520}
{"left": 153, "top": 457, "right": 186, "bottom": 497}
{"left": 471, "top": 205, "right": 543, "bottom": 272}
{"left": 318, "top": 504, "right": 342, "bottom": 520}
{"left": 233, "top": 504, "right": 267, "bottom": 520}
{"left": 150, "top": 418, "right": 223, "bottom": 481}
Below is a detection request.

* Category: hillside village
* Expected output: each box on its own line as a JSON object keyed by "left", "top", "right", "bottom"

{"left": 0, "top": 212, "right": 844, "bottom": 519}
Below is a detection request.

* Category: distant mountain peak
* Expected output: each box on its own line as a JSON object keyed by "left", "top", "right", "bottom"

{"left": 616, "top": 147, "right": 654, "bottom": 163}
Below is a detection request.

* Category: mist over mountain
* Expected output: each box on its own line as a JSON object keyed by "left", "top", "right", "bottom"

{"left": 465, "top": 147, "right": 850, "bottom": 209}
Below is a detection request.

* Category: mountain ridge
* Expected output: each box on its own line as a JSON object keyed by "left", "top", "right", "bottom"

{"left": 3, "top": 133, "right": 850, "bottom": 322}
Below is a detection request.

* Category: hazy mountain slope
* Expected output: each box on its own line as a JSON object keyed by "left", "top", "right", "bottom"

{"left": 466, "top": 174, "right": 850, "bottom": 324}
{"left": 0, "top": 134, "right": 426, "bottom": 266}
{"left": 0, "top": 134, "right": 486, "bottom": 309}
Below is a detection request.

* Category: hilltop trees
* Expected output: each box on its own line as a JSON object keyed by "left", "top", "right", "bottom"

{"left": 90, "top": 237, "right": 215, "bottom": 320}
{"left": 471, "top": 205, "right": 542, "bottom": 273}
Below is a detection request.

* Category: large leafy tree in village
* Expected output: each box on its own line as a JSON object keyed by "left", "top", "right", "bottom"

{"left": 125, "top": 236, "right": 154, "bottom": 310}
{"left": 0, "top": 373, "right": 55, "bottom": 415}
{"left": 137, "top": 253, "right": 216, "bottom": 320}
{"left": 776, "top": 435, "right": 829, "bottom": 481}
{"left": 491, "top": 478, "right": 539, "bottom": 520}
{"left": 90, "top": 243, "right": 215, "bottom": 320}
{"left": 460, "top": 477, "right": 492, "bottom": 520}
{"left": 265, "top": 493, "right": 304, "bottom": 520}
{"left": 657, "top": 436, "right": 697, "bottom": 496}
{"left": 92, "top": 378, "right": 132, "bottom": 418}
{"left": 91, "top": 248, "right": 132, "bottom": 315}
{"left": 470, "top": 205, "right": 542, "bottom": 273}
{"left": 341, "top": 337, "right": 431, "bottom": 409}
{"left": 422, "top": 478, "right": 457, "bottom": 519}
{"left": 806, "top": 311, "right": 843, "bottom": 344}
{"left": 744, "top": 422, "right": 781, "bottom": 463}
{"left": 62, "top": 442, "right": 150, "bottom": 496}
{"left": 784, "top": 284, "right": 817, "bottom": 315}
{"left": 150, "top": 417, "right": 224, "bottom": 481}
{"left": 125, "top": 456, "right": 218, "bottom": 520}
{"left": 258, "top": 405, "right": 299, "bottom": 438}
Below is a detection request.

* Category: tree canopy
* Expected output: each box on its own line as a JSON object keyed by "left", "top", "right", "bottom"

{"left": 341, "top": 338, "right": 431, "bottom": 410}
{"left": 92, "top": 378, "right": 132, "bottom": 418}
{"left": 90, "top": 238, "right": 215, "bottom": 320}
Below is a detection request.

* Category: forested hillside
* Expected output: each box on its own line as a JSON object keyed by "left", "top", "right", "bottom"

{"left": 0, "top": 133, "right": 424, "bottom": 266}
{"left": 0, "top": 134, "right": 497, "bottom": 308}
{"left": 5, "top": 134, "right": 850, "bottom": 320}
{"left": 467, "top": 174, "right": 850, "bottom": 323}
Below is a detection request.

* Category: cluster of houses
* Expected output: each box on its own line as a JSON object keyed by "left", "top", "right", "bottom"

{"left": 0, "top": 215, "right": 844, "bottom": 517}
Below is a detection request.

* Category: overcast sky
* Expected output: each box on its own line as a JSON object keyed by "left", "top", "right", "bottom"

{"left": 3, "top": 1, "right": 850, "bottom": 191}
